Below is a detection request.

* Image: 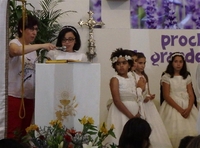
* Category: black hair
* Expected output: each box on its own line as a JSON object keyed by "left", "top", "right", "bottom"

{"left": 129, "top": 50, "right": 137, "bottom": 57}
{"left": 56, "top": 26, "right": 81, "bottom": 51}
{"left": 17, "top": 15, "right": 39, "bottom": 38}
{"left": 136, "top": 52, "right": 148, "bottom": 82}
{"left": 178, "top": 136, "right": 195, "bottom": 148}
{"left": 186, "top": 135, "right": 200, "bottom": 148}
{"left": 119, "top": 117, "right": 151, "bottom": 148}
{"left": 165, "top": 52, "right": 189, "bottom": 79}
{"left": 110, "top": 48, "right": 133, "bottom": 72}
{"left": 123, "top": 49, "right": 137, "bottom": 57}
{"left": 0, "top": 138, "right": 25, "bottom": 148}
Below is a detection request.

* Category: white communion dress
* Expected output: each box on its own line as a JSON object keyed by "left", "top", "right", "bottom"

{"left": 105, "top": 74, "right": 143, "bottom": 145}
{"left": 159, "top": 73, "right": 198, "bottom": 148}
{"left": 134, "top": 72, "right": 173, "bottom": 148}
{"left": 46, "top": 50, "right": 88, "bottom": 62}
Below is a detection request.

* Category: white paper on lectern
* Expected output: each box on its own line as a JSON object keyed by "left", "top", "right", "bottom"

{"left": 35, "top": 63, "right": 100, "bottom": 131}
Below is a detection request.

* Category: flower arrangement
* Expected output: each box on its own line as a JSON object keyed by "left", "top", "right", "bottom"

{"left": 23, "top": 116, "right": 117, "bottom": 148}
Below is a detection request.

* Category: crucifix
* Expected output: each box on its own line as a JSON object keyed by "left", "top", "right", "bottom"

{"left": 78, "top": 11, "right": 105, "bottom": 62}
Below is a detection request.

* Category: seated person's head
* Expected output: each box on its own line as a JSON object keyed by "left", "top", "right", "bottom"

{"left": 186, "top": 135, "right": 200, "bottom": 148}
{"left": 0, "top": 138, "right": 24, "bottom": 148}
{"left": 119, "top": 117, "right": 151, "bottom": 148}
{"left": 178, "top": 136, "right": 195, "bottom": 148}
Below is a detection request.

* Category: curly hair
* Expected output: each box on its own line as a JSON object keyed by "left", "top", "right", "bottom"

{"left": 110, "top": 48, "right": 133, "bottom": 72}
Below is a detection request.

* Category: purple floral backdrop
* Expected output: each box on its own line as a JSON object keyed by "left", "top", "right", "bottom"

{"left": 131, "top": 0, "right": 200, "bottom": 29}
{"left": 90, "top": 0, "right": 200, "bottom": 29}
{"left": 90, "top": 0, "right": 102, "bottom": 22}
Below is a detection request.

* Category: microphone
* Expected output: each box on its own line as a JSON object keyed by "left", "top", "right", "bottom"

{"left": 56, "top": 46, "right": 67, "bottom": 52}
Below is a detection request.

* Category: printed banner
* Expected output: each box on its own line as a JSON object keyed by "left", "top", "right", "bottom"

{"left": 91, "top": 0, "right": 200, "bottom": 29}
{"left": 130, "top": 29, "right": 200, "bottom": 107}
{"left": 130, "top": 0, "right": 200, "bottom": 29}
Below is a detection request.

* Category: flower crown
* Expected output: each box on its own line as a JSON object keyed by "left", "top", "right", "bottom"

{"left": 169, "top": 52, "right": 184, "bottom": 61}
{"left": 112, "top": 55, "right": 132, "bottom": 63}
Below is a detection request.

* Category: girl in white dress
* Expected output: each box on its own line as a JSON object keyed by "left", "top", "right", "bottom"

{"left": 133, "top": 52, "right": 172, "bottom": 148}
{"left": 105, "top": 48, "right": 146, "bottom": 145}
{"left": 159, "top": 52, "right": 198, "bottom": 148}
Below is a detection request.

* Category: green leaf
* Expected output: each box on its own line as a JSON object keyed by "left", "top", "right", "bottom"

{"left": 138, "top": 7, "right": 145, "bottom": 19}
{"left": 87, "top": 131, "right": 97, "bottom": 135}
{"left": 109, "top": 132, "right": 116, "bottom": 138}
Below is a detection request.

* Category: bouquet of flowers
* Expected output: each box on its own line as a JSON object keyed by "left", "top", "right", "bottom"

{"left": 23, "top": 116, "right": 117, "bottom": 148}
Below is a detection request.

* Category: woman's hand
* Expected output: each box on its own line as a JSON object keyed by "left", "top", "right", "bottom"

{"left": 134, "top": 112, "right": 141, "bottom": 118}
{"left": 177, "top": 107, "right": 185, "bottom": 116}
{"left": 144, "top": 95, "right": 151, "bottom": 103}
{"left": 42, "top": 43, "right": 56, "bottom": 51}
{"left": 181, "top": 107, "right": 192, "bottom": 118}
{"left": 150, "top": 94, "right": 155, "bottom": 100}
{"left": 137, "top": 77, "right": 146, "bottom": 91}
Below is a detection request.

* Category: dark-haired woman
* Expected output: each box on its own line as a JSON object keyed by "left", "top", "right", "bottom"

{"left": 8, "top": 15, "right": 55, "bottom": 140}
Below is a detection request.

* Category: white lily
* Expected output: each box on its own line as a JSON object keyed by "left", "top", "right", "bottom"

{"left": 58, "top": 141, "right": 64, "bottom": 148}
{"left": 82, "top": 142, "right": 98, "bottom": 148}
